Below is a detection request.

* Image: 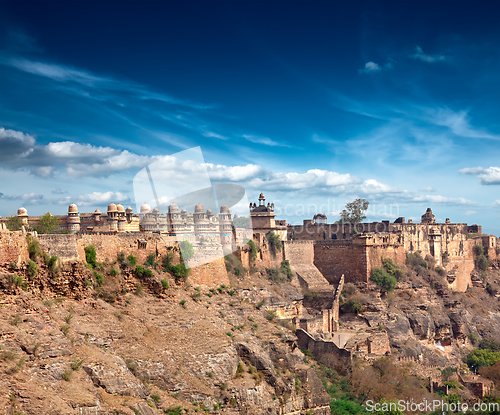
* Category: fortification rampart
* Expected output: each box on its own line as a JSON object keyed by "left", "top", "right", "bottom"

{"left": 5, "top": 230, "right": 227, "bottom": 287}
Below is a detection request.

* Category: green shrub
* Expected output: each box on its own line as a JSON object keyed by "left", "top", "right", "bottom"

{"left": 110, "top": 267, "right": 117, "bottom": 276}
{"left": 127, "top": 254, "right": 137, "bottom": 267}
{"left": 84, "top": 245, "right": 97, "bottom": 268}
{"left": 94, "top": 272, "right": 105, "bottom": 286}
{"left": 144, "top": 268, "right": 154, "bottom": 278}
{"left": 134, "top": 265, "right": 144, "bottom": 278}
{"left": 161, "top": 279, "right": 169, "bottom": 289}
{"left": 371, "top": 267, "right": 397, "bottom": 293}
{"left": 479, "top": 338, "right": 500, "bottom": 352}
{"left": 381, "top": 258, "right": 404, "bottom": 281}
{"left": 144, "top": 253, "right": 158, "bottom": 268}
{"left": 163, "top": 406, "right": 184, "bottom": 415}
{"left": 266, "top": 232, "right": 282, "bottom": 257}
{"left": 46, "top": 255, "right": 58, "bottom": 268}
{"left": 9, "top": 274, "right": 27, "bottom": 290}
{"left": 266, "top": 267, "right": 284, "bottom": 282}
{"left": 27, "top": 260, "right": 37, "bottom": 277}
{"left": 61, "top": 369, "right": 73, "bottom": 381}
{"left": 26, "top": 235, "right": 42, "bottom": 261}
{"left": 340, "top": 299, "right": 363, "bottom": 313}
{"left": 248, "top": 240, "right": 258, "bottom": 264}
{"left": 170, "top": 263, "right": 190, "bottom": 282}
{"left": 280, "top": 260, "right": 293, "bottom": 281}
{"left": 476, "top": 255, "right": 489, "bottom": 271}
{"left": 435, "top": 266, "right": 446, "bottom": 277}
{"left": 406, "top": 252, "right": 427, "bottom": 269}
{"left": 162, "top": 252, "right": 174, "bottom": 271}
{"left": 473, "top": 244, "right": 485, "bottom": 256}
{"left": 117, "top": 251, "right": 126, "bottom": 265}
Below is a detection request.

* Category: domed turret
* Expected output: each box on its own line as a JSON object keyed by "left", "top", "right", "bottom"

{"left": 168, "top": 203, "right": 179, "bottom": 213}
{"left": 116, "top": 204, "right": 125, "bottom": 212}
{"left": 94, "top": 209, "right": 101, "bottom": 215}
{"left": 220, "top": 205, "right": 230, "bottom": 213}
{"left": 206, "top": 209, "right": 213, "bottom": 216}
{"left": 125, "top": 206, "right": 133, "bottom": 213}
{"left": 180, "top": 208, "right": 187, "bottom": 214}
{"left": 68, "top": 203, "right": 78, "bottom": 213}
{"left": 195, "top": 203, "right": 204, "bottom": 213}
{"left": 17, "top": 207, "right": 28, "bottom": 216}
{"left": 140, "top": 203, "right": 151, "bottom": 214}
{"left": 153, "top": 207, "right": 160, "bottom": 214}
{"left": 107, "top": 203, "right": 117, "bottom": 213}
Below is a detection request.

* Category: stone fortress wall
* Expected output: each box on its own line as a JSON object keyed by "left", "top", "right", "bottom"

{"left": 0, "top": 226, "right": 228, "bottom": 287}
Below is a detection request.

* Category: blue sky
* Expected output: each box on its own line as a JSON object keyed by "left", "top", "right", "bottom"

{"left": 0, "top": 1, "right": 499, "bottom": 234}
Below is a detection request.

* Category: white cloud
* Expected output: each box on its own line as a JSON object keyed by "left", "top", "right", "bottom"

{"left": 0, "top": 192, "right": 45, "bottom": 204}
{"left": 459, "top": 166, "right": 500, "bottom": 185}
{"left": 410, "top": 46, "right": 446, "bottom": 63}
{"left": 202, "top": 131, "right": 228, "bottom": 140}
{"left": 465, "top": 210, "right": 477, "bottom": 216}
{"left": 204, "top": 163, "right": 267, "bottom": 181}
{"left": 1, "top": 57, "right": 208, "bottom": 109}
{"left": 427, "top": 108, "right": 500, "bottom": 140}
{"left": 409, "top": 194, "right": 474, "bottom": 205}
{"left": 242, "top": 134, "right": 290, "bottom": 147}
{"left": 494, "top": 200, "right": 500, "bottom": 207}
{"left": 58, "top": 191, "right": 129, "bottom": 207}
{"left": 358, "top": 61, "right": 382, "bottom": 74}
{"left": 419, "top": 186, "right": 436, "bottom": 192}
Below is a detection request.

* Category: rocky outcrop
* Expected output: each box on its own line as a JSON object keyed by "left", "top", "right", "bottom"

{"left": 83, "top": 356, "right": 150, "bottom": 398}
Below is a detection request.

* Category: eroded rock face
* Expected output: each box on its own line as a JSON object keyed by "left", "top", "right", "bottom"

{"left": 407, "top": 311, "right": 435, "bottom": 340}
{"left": 83, "top": 356, "right": 149, "bottom": 398}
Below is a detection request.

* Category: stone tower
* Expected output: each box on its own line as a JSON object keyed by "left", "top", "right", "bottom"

{"left": 67, "top": 203, "right": 80, "bottom": 233}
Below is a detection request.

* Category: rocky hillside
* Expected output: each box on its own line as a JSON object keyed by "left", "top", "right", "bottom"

{"left": 0, "top": 255, "right": 331, "bottom": 415}
{"left": 1, "top": 241, "right": 500, "bottom": 414}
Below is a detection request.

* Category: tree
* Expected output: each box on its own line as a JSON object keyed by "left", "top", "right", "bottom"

{"left": 6, "top": 214, "right": 23, "bottom": 231}
{"left": 179, "top": 240, "right": 194, "bottom": 262}
{"left": 338, "top": 198, "right": 369, "bottom": 224}
{"left": 34, "top": 213, "right": 61, "bottom": 234}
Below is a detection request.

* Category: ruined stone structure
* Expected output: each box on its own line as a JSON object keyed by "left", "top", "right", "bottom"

{"left": 288, "top": 208, "right": 496, "bottom": 292}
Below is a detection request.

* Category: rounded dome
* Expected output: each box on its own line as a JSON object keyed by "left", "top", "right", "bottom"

{"left": 168, "top": 203, "right": 179, "bottom": 213}
{"left": 259, "top": 192, "right": 265, "bottom": 199}
{"left": 17, "top": 207, "right": 28, "bottom": 216}
{"left": 195, "top": 203, "right": 204, "bottom": 213}
{"left": 94, "top": 209, "right": 101, "bottom": 215}
{"left": 220, "top": 205, "right": 230, "bottom": 213}
{"left": 206, "top": 209, "right": 213, "bottom": 215}
{"left": 68, "top": 203, "right": 78, "bottom": 213}
{"left": 153, "top": 207, "right": 160, "bottom": 214}
{"left": 125, "top": 206, "right": 133, "bottom": 213}
{"left": 116, "top": 204, "right": 125, "bottom": 212}
{"left": 140, "top": 203, "right": 151, "bottom": 214}
{"left": 181, "top": 209, "right": 187, "bottom": 214}
{"left": 107, "top": 203, "right": 117, "bottom": 212}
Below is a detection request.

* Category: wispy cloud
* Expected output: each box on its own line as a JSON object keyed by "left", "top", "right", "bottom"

{"left": 242, "top": 134, "right": 290, "bottom": 147}
{"left": 0, "top": 56, "right": 210, "bottom": 109}
{"left": 459, "top": 166, "right": 500, "bottom": 185}
{"left": 358, "top": 61, "right": 382, "bottom": 74}
{"left": 426, "top": 108, "right": 500, "bottom": 140}
{"left": 57, "top": 191, "right": 129, "bottom": 207}
{"left": 410, "top": 45, "right": 446, "bottom": 63}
